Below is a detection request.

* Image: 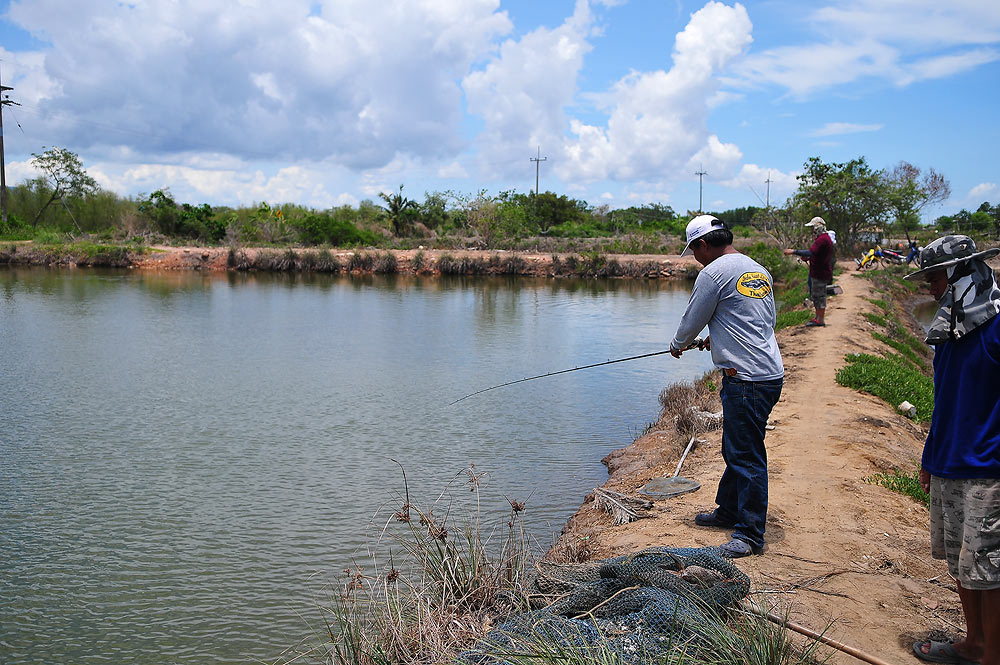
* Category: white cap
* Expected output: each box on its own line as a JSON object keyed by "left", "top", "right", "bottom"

{"left": 805, "top": 216, "right": 826, "bottom": 228}
{"left": 681, "top": 214, "right": 725, "bottom": 256}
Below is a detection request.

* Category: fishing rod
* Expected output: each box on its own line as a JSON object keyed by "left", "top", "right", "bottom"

{"left": 449, "top": 338, "right": 706, "bottom": 406}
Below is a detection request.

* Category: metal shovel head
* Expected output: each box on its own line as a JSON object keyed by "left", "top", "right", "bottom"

{"left": 639, "top": 475, "right": 701, "bottom": 498}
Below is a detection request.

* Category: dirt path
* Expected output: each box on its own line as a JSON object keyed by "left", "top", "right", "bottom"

{"left": 551, "top": 264, "right": 957, "bottom": 665}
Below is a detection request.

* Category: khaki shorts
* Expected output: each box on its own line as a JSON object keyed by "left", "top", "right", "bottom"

{"left": 809, "top": 279, "right": 828, "bottom": 309}
{"left": 929, "top": 476, "right": 1000, "bottom": 590}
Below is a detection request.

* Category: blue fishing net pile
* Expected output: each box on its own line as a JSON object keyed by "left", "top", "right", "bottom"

{"left": 458, "top": 547, "right": 749, "bottom": 665}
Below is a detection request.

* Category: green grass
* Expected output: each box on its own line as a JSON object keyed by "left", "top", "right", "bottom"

{"left": 864, "top": 469, "right": 930, "bottom": 506}
{"left": 836, "top": 353, "right": 934, "bottom": 422}
{"left": 863, "top": 297, "right": 891, "bottom": 314}
{"left": 871, "top": 332, "right": 930, "bottom": 371}
{"left": 862, "top": 312, "right": 888, "bottom": 327}
{"left": 776, "top": 309, "right": 814, "bottom": 330}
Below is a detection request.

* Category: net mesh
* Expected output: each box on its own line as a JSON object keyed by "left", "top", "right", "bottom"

{"left": 458, "top": 546, "right": 749, "bottom": 664}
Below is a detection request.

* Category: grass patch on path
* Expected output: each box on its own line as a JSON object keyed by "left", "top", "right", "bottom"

{"left": 864, "top": 469, "right": 930, "bottom": 506}
{"left": 836, "top": 353, "right": 934, "bottom": 422}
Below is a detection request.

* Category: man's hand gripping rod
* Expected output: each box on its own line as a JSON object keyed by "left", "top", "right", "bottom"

{"left": 449, "top": 338, "right": 706, "bottom": 406}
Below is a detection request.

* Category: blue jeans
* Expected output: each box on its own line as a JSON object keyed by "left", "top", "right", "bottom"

{"left": 714, "top": 375, "right": 783, "bottom": 550}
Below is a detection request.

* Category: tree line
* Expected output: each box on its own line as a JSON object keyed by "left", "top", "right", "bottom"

{"left": 2, "top": 147, "right": 992, "bottom": 252}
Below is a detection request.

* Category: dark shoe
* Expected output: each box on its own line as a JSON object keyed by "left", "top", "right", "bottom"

{"left": 719, "top": 538, "right": 763, "bottom": 558}
{"left": 912, "top": 641, "right": 980, "bottom": 665}
{"left": 694, "top": 511, "right": 737, "bottom": 528}
{"left": 805, "top": 319, "right": 825, "bottom": 327}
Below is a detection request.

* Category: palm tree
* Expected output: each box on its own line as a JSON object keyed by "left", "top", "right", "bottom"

{"left": 379, "top": 185, "right": 418, "bottom": 236}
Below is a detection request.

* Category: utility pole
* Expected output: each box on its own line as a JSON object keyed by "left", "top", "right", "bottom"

{"left": 695, "top": 164, "right": 707, "bottom": 212}
{"left": 0, "top": 63, "right": 19, "bottom": 226}
{"left": 530, "top": 146, "right": 546, "bottom": 197}
{"left": 765, "top": 171, "right": 771, "bottom": 208}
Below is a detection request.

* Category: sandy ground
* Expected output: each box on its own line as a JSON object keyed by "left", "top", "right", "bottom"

{"left": 549, "top": 263, "right": 956, "bottom": 665}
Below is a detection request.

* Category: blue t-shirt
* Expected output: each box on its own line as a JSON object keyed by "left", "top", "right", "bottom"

{"left": 923, "top": 313, "right": 1000, "bottom": 478}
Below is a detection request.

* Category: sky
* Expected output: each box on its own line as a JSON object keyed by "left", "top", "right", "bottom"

{"left": 0, "top": 0, "right": 997, "bottom": 218}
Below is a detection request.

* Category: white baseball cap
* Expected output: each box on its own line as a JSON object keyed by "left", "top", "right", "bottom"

{"left": 805, "top": 216, "right": 826, "bottom": 228}
{"left": 681, "top": 214, "right": 725, "bottom": 256}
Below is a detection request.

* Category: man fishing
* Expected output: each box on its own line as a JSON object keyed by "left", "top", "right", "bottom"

{"left": 669, "top": 215, "right": 784, "bottom": 558}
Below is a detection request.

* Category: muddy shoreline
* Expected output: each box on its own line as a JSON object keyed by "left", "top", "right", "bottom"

{"left": 0, "top": 243, "right": 703, "bottom": 280}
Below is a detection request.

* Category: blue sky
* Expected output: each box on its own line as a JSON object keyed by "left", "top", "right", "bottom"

{"left": 0, "top": 0, "right": 997, "bottom": 218}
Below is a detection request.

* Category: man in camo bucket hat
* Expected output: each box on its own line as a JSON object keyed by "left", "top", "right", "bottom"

{"left": 906, "top": 235, "right": 1000, "bottom": 665}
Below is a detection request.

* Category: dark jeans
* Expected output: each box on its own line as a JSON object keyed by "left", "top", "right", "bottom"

{"left": 714, "top": 375, "right": 783, "bottom": 550}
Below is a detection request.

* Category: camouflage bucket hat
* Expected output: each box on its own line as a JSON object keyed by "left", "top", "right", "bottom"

{"left": 903, "top": 235, "right": 1000, "bottom": 280}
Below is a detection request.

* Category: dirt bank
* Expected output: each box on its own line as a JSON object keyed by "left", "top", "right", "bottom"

{"left": 549, "top": 263, "right": 954, "bottom": 665}
{"left": 130, "top": 246, "right": 702, "bottom": 278}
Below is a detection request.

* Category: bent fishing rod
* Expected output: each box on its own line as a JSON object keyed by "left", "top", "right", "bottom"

{"left": 449, "top": 337, "right": 706, "bottom": 406}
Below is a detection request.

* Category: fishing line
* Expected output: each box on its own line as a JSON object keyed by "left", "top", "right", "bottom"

{"left": 449, "top": 338, "right": 706, "bottom": 406}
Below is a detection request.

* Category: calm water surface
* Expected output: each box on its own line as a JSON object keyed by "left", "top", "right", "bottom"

{"left": 0, "top": 267, "right": 713, "bottom": 665}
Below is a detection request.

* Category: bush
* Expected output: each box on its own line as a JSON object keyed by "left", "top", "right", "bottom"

{"left": 294, "top": 212, "right": 379, "bottom": 247}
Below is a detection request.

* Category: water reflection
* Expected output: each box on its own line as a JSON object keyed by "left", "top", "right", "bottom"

{"left": 912, "top": 298, "right": 939, "bottom": 332}
{"left": 0, "top": 266, "right": 711, "bottom": 665}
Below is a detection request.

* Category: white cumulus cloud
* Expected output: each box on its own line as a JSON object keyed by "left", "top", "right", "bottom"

{"left": 560, "top": 2, "right": 753, "bottom": 184}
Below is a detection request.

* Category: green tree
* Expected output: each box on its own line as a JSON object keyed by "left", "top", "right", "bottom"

{"left": 29, "top": 147, "right": 99, "bottom": 227}
{"left": 379, "top": 185, "right": 418, "bottom": 236}
{"left": 137, "top": 189, "right": 226, "bottom": 241}
{"left": 530, "top": 191, "right": 586, "bottom": 233}
{"left": 418, "top": 191, "right": 451, "bottom": 231}
{"left": 793, "top": 156, "right": 890, "bottom": 245}
{"left": 883, "top": 161, "right": 950, "bottom": 241}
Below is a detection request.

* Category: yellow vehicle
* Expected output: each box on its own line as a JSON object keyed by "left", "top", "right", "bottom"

{"left": 856, "top": 245, "right": 887, "bottom": 270}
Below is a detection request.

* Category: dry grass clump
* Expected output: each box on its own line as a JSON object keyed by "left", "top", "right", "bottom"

{"left": 658, "top": 372, "right": 722, "bottom": 436}
{"left": 373, "top": 251, "right": 399, "bottom": 274}
{"left": 348, "top": 251, "right": 374, "bottom": 272}
{"left": 279, "top": 465, "right": 533, "bottom": 665}
{"left": 437, "top": 253, "right": 490, "bottom": 275}
{"left": 314, "top": 249, "right": 342, "bottom": 273}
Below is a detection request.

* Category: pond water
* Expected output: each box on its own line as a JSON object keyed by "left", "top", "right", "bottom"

{"left": 911, "top": 298, "right": 939, "bottom": 332}
{"left": 0, "top": 267, "right": 713, "bottom": 665}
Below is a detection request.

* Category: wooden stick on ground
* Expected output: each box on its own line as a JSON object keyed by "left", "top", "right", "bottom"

{"left": 739, "top": 601, "right": 899, "bottom": 665}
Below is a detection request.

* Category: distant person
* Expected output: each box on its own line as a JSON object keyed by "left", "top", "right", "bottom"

{"left": 669, "top": 215, "right": 784, "bottom": 558}
{"left": 904, "top": 235, "right": 1000, "bottom": 665}
{"left": 783, "top": 216, "right": 834, "bottom": 327}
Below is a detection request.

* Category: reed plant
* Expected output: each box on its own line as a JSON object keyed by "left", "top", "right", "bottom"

{"left": 315, "top": 249, "right": 342, "bottom": 273}
{"left": 373, "top": 251, "right": 399, "bottom": 274}
{"left": 411, "top": 250, "right": 426, "bottom": 273}
{"left": 348, "top": 251, "right": 375, "bottom": 272}
{"left": 303, "top": 465, "right": 532, "bottom": 665}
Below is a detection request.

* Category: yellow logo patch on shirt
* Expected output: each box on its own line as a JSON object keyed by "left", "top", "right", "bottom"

{"left": 736, "top": 271, "right": 772, "bottom": 299}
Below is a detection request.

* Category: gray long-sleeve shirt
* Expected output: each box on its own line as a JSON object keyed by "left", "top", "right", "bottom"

{"left": 670, "top": 252, "right": 784, "bottom": 381}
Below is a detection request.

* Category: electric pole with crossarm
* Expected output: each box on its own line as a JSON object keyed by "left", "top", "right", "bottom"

{"left": 530, "top": 146, "right": 546, "bottom": 197}
{"left": 695, "top": 164, "right": 707, "bottom": 212}
{"left": 0, "top": 64, "right": 21, "bottom": 226}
